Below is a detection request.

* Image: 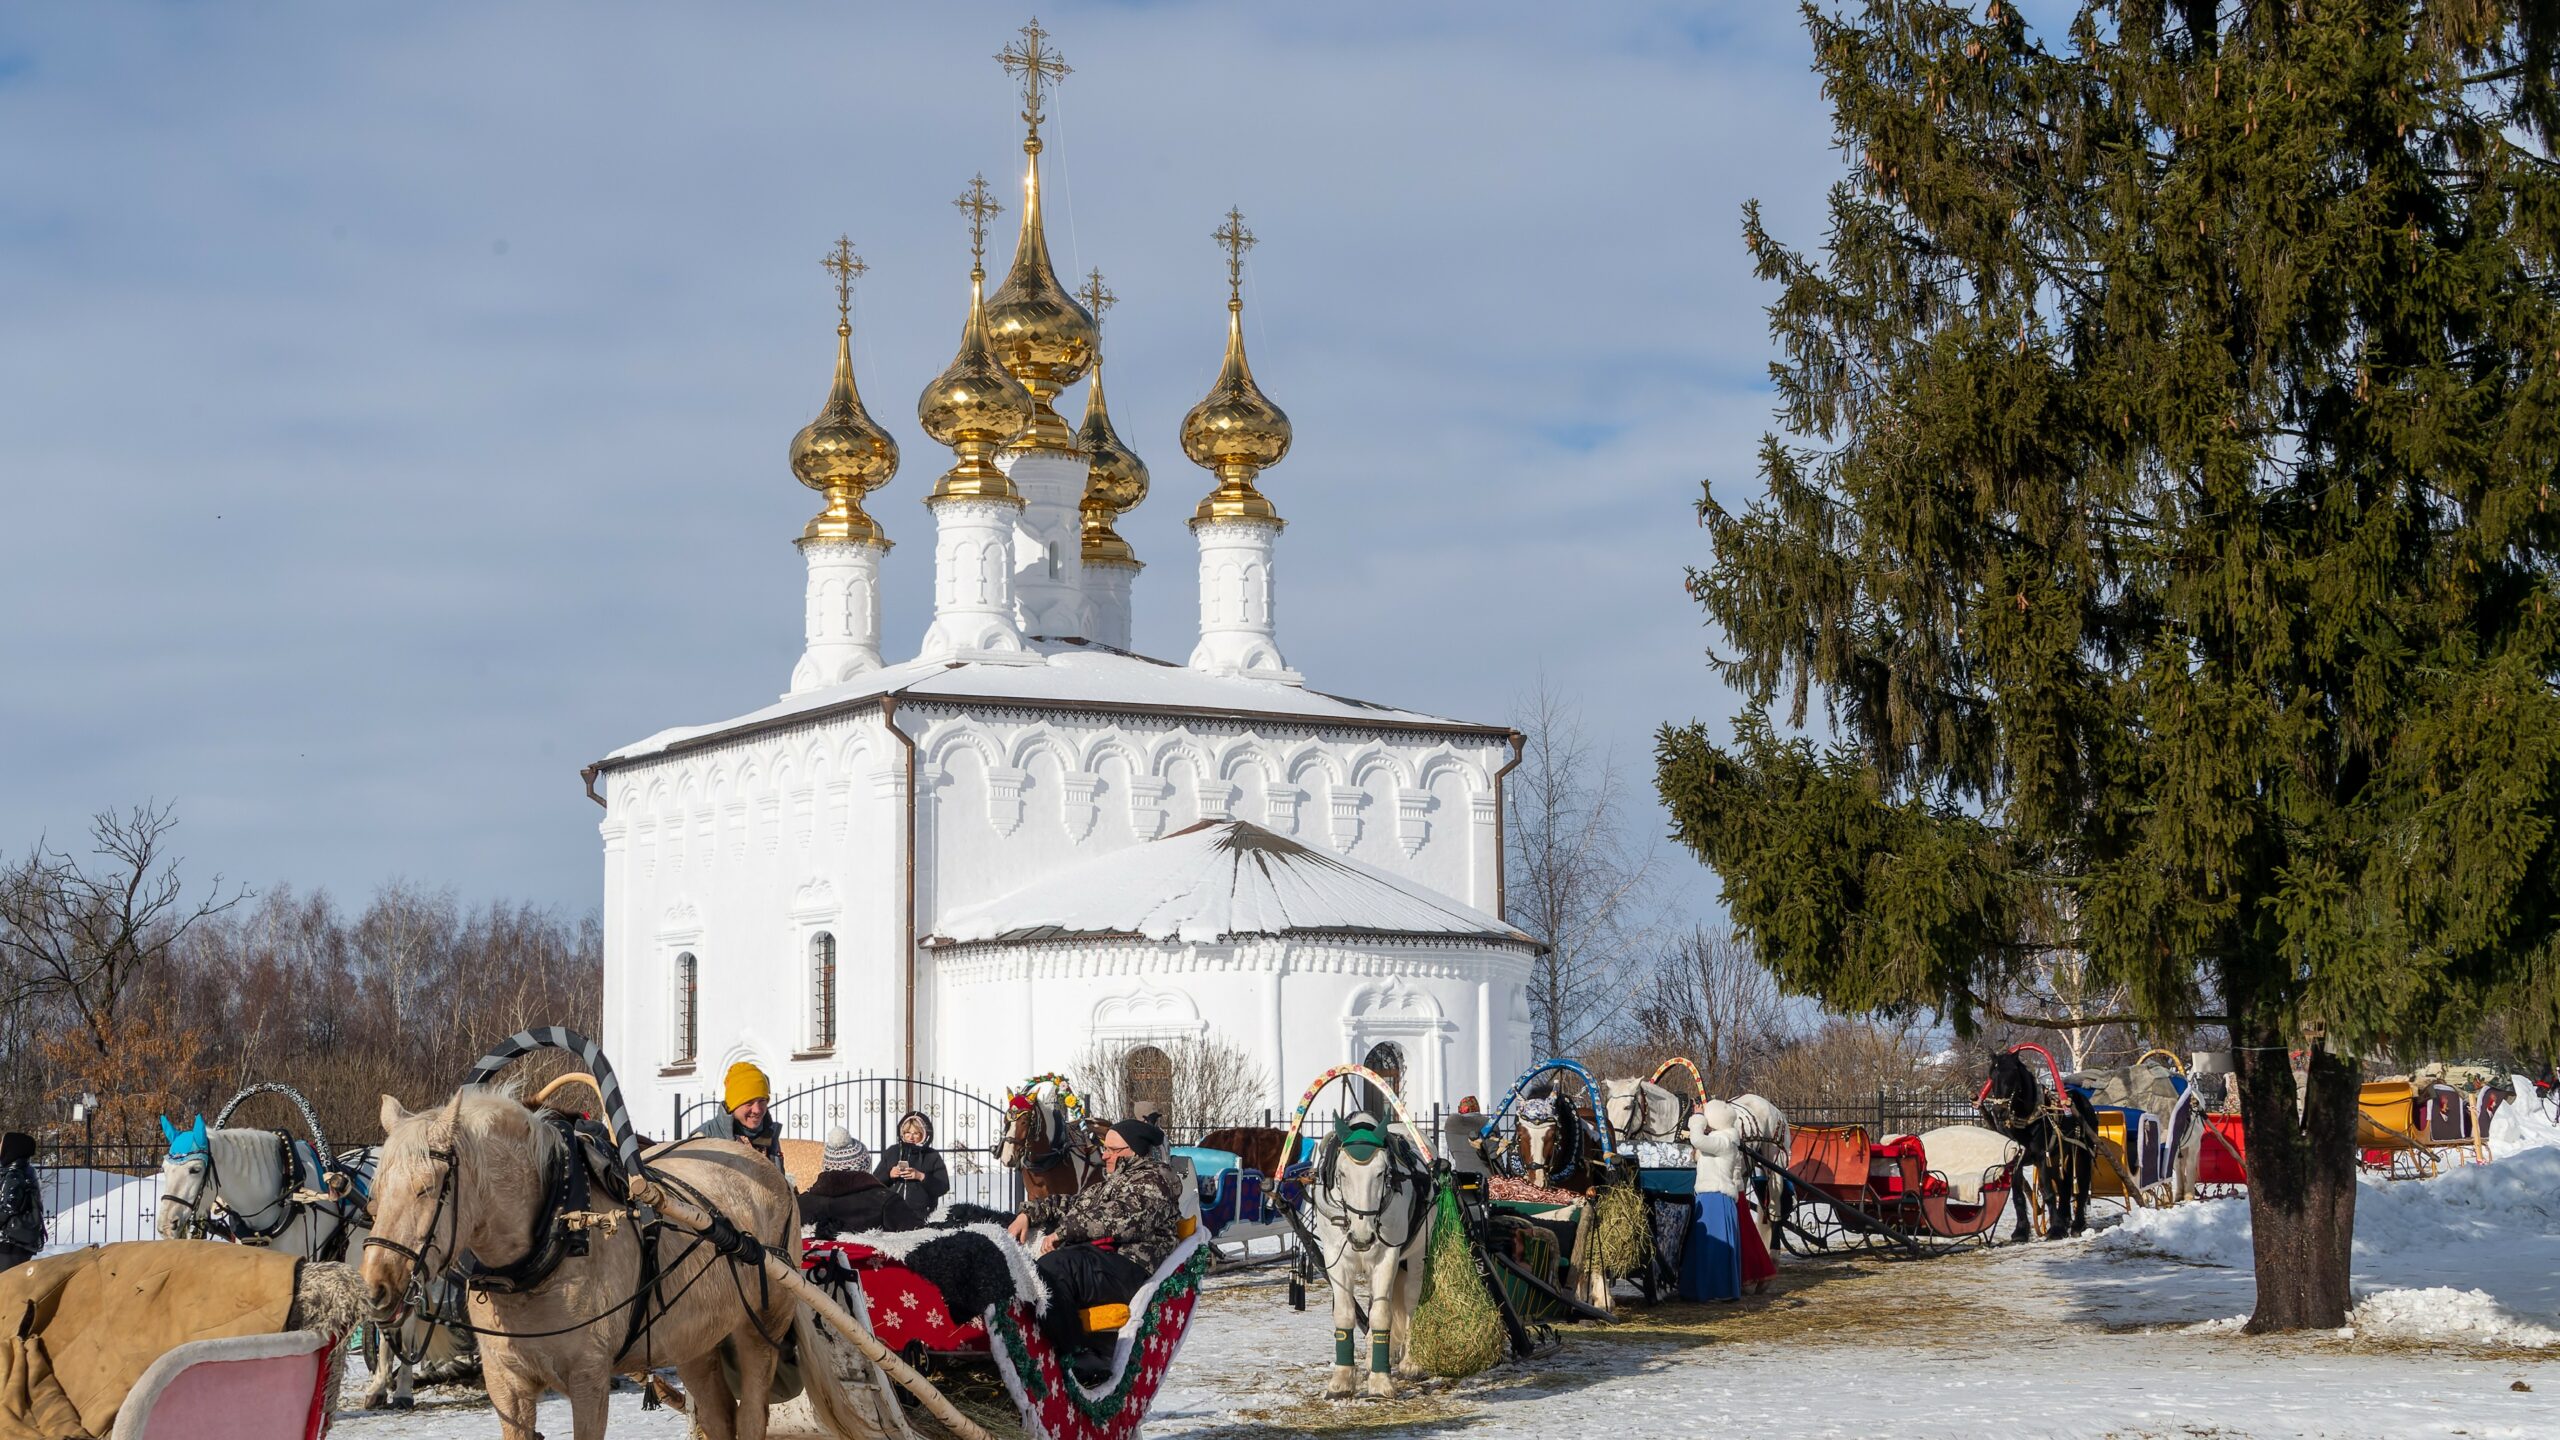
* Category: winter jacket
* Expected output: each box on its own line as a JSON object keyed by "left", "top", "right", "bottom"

{"left": 0, "top": 1158, "right": 43, "bottom": 1254}
{"left": 1021, "top": 1153, "right": 1184, "bottom": 1274}
{"left": 692, "top": 1109, "right": 785, "bottom": 1168}
{"left": 799, "top": 1168, "right": 896, "bottom": 1238}
{"left": 875, "top": 1112, "right": 950, "bottom": 1222}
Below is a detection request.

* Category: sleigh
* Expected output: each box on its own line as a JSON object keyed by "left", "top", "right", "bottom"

{"left": 981, "top": 1232, "right": 1212, "bottom": 1440}
{"left": 112, "top": 1329, "right": 342, "bottom": 1440}
{"left": 2357, "top": 1078, "right": 2487, "bottom": 1179}
{"left": 1777, "top": 1124, "right": 2016, "bottom": 1253}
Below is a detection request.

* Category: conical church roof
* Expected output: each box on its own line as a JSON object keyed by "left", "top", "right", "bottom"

{"left": 928, "top": 819, "right": 1539, "bottom": 950}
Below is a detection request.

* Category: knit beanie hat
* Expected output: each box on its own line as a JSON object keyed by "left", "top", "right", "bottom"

{"left": 822, "top": 1125, "right": 868, "bottom": 1173}
{"left": 724, "top": 1061, "right": 771, "bottom": 1112}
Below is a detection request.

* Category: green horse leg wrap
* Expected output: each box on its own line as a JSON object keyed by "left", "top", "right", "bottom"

{"left": 1371, "top": 1329, "right": 1392, "bottom": 1374}
{"left": 1335, "top": 1328, "right": 1354, "bottom": 1367}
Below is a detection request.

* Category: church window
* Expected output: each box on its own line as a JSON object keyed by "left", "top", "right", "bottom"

{"left": 673, "top": 952, "right": 699, "bottom": 1064}
{"left": 1047, "top": 540, "right": 1062, "bottom": 580}
{"left": 1122, "top": 1045, "right": 1174, "bottom": 1126}
{"left": 1358, "top": 1041, "right": 1405, "bottom": 1118}
{"left": 809, "top": 932, "right": 837, "bottom": 1051}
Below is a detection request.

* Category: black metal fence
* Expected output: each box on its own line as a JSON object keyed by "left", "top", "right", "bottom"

{"left": 673, "top": 1071, "right": 1021, "bottom": 1212}
{"left": 1763, "top": 1088, "right": 1984, "bottom": 1140}
{"left": 30, "top": 1139, "right": 167, "bottom": 1253}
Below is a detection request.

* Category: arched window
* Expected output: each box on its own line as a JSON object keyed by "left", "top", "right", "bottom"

{"left": 673, "top": 952, "right": 699, "bottom": 1064}
{"left": 1122, "top": 1045, "right": 1174, "bottom": 1127}
{"left": 809, "top": 932, "right": 837, "bottom": 1051}
{"left": 1359, "top": 1041, "right": 1405, "bottom": 1118}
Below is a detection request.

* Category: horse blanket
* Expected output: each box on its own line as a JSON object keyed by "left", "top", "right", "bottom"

{"left": 0, "top": 1241, "right": 301, "bottom": 1440}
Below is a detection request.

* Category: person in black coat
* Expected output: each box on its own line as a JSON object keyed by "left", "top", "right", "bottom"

{"left": 0, "top": 1132, "right": 44, "bottom": 1271}
{"left": 799, "top": 1128, "right": 895, "bottom": 1238}
{"left": 876, "top": 1110, "right": 950, "bottom": 1227}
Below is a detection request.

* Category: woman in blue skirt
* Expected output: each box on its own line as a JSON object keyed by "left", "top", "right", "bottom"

{"left": 1680, "top": 1120, "right": 1744, "bottom": 1301}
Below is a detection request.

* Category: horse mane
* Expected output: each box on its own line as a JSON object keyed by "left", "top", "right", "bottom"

{"left": 383, "top": 1084, "right": 559, "bottom": 1222}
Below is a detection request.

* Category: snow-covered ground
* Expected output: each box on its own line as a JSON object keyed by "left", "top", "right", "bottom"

{"left": 321, "top": 1150, "right": 2560, "bottom": 1438}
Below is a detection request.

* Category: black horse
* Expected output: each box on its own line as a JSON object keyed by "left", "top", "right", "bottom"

{"left": 1979, "top": 1049, "right": 2098, "bottom": 1241}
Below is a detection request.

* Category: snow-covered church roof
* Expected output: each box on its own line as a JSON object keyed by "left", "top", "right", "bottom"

{"left": 599, "top": 641, "right": 1500, "bottom": 768}
{"left": 927, "top": 819, "right": 1542, "bottom": 951}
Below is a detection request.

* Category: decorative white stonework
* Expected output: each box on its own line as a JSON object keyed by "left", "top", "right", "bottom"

{"left": 1395, "top": 787, "right": 1433, "bottom": 857}
{"left": 1084, "top": 559, "right": 1138, "bottom": 651}
{"left": 1327, "top": 786, "right": 1366, "bottom": 853}
{"left": 1189, "top": 519, "right": 1300, "bottom": 682}
{"left": 1195, "top": 780, "right": 1238, "bottom": 823}
{"left": 1126, "top": 777, "right": 1172, "bottom": 839}
{"left": 790, "top": 539, "right": 887, "bottom": 695}
{"left": 1000, "top": 450, "right": 1092, "bottom": 640}
{"left": 1061, "top": 770, "right": 1103, "bottom": 843}
{"left": 1090, "top": 984, "right": 1209, "bottom": 1042}
{"left": 1266, "top": 784, "right": 1305, "bottom": 834}
{"left": 985, "top": 766, "right": 1030, "bottom": 836}
{"left": 921, "top": 498, "right": 1036, "bottom": 662}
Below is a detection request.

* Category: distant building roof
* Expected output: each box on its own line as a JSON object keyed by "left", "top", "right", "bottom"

{"left": 599, "top": 640, "right": 1502, "bottom": 768}
{"left": 926, "top": 819, "right": 1542, "bottom": 951}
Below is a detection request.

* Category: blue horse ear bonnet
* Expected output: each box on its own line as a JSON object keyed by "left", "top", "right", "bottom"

{"left": 160, "top": 1114, "right": 208, "bottom": 1158}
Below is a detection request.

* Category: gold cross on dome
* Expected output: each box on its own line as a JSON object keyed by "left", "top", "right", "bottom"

{"left": 1213, "top": 208, "right": 1256, "bottom": 300}
{"left": 997, "top": 18, "right": 1072, "bottom": 133}
{"left": 821, "top": 236, "right": 866, "bottom": 326}
{"left": 953, "top": 174, "right": 1003, "bottom": 268}
{"left": 1078, "top": 268, "right": 1116, "bottom": 324}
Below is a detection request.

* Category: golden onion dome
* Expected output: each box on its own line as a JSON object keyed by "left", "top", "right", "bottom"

{"left": 984, "top": 138, "right": 1097, "bottom": 454}
{"left": 918, "top": 264, "right": 1035, "bottom": 504}
{"left": 1181, "top": 303, "right": 1291, "bottom": 525}
{"left": 1079, "top": 359, "right": 1149, "bottom": 566}
{"left": 793, "top": 317, "right": 898, "bottom": 547}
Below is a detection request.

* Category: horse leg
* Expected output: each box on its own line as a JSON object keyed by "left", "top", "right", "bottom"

{"left": 567, "top": 1379, "right": 613, "bottom": 1440}
{"left": 679, "top": 1351, "right": 740, "bottom": 1440}
{"left": 1361, "top": 1250, "right": 1398, "bottom": 1399}
{"left": 1323, "top": 1255, "right": 1361, "bottom": 1399}
{"left": 484, "top": 1361, "right": 544, "bottom": 1440}
{"left": 1388, "top": 1241, "right": 1428, "bottom": 1381}
{"left": 2009, "top": 1155, "right": 2037, "bottom": 1242}
{"left": 2070, "top": 1137, "right": 2093, "bottom": 1237}
{"left": 727, "top": 1320, "right": 778, "bottom": 1440}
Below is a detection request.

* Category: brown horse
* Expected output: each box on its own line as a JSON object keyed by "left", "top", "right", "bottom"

{"left": 996, "top": 1090, "right": 1097, "bottom": 1201}
{"left": 361, "top": 1087, "right": 806, "bottom": 1440}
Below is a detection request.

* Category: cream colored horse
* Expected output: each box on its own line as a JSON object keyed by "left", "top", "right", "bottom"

{"left": 361, "top": 1087, "right": 802, "bottom": 1440}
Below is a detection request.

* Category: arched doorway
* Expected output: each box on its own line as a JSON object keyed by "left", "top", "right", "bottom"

{"left": 1358, "top": 1040, "right": 1406, "bottom": 1119}
{"left": 1122, "top": 1044, "right": 1174, "bottom": 1126}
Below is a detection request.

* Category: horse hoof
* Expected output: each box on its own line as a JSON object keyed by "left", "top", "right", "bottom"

{"left": 1363, "top": 1375, "right": 1397, "bottom": 1400}
{"left": 1324, "top": 1367, "right": 1359, "bottom": 1400}
{"left": 391, "top": 1397, "right": 416, "bottom": 1411}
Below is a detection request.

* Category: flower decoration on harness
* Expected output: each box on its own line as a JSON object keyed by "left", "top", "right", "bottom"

{"left": 1516, "top": 1097, "right": 1558, "bottom": 1125}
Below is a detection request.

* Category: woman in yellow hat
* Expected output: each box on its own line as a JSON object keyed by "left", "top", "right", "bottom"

{"left": 693, "top": 1060, "right": 784, "bottom": 1168}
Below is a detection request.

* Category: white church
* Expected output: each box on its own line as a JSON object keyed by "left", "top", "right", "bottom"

{"left": 587, "top": 28, "right": 1539, "bottom": 1134}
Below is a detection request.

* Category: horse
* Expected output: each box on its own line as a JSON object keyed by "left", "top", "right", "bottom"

{"left": 1298, "top": 1112, "right": 1434, "bottom": 1399}
{"left": 1696, "top": 1095, "right": 1791, "bottom": 1256}
{"left": 1599, "top": 1078, "right": 1688, "bottom": 1146}
{"left": 1509, "top": 1092, "right": 1601, "bottom": 1192}
{"left": 154, "top": 1114, "right": 465, "bottom": 1410}
{"left": 997, "top": 1084, "right": 1097, "bottom": 1201}
{"left": 1979, "top": 1049, "right": 2097, "bottom": 1241}
{"left": 360, "top": 1086, "right": 804, "bottom": 1440}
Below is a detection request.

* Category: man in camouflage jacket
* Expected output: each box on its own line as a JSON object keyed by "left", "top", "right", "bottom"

{"left": 1009, "top": 1117, "right": 1184, "bottom": 1365}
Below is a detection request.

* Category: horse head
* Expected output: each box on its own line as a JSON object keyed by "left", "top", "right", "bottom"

{"left": 154, "top": 1114, "right": 214, "bottom": 1239}
{"left": 1513, "top": 1095, "right": 1586, "bottom": 1188}
{"left": 363, "top": 1087, "right": 551, "bottom": 1320}
{"left": 1602, "top": 1078, "right": 1685, "bottom": 1145}
{"left": 1317, "top": 1111, "right": 1417, "bottom": 1251}
{"left": 1979, "top": 1050, "right": 2042, "bottom": 1136}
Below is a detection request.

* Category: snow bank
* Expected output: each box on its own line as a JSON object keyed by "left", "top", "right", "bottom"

{"left": 2093, "top": 1148, "right": 2560, "bottom": 1344}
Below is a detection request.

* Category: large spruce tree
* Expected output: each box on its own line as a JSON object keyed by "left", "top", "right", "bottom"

{"left": 1659, "top": 0, "right": 2560, "bottom": 1329}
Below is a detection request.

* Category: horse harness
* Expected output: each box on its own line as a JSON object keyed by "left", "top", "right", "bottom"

{"left": 196, "top": 1130, "right": 369, "bottom": 1261}
{"left": 363, "top": 1120, "right": 786, "bottom": 1366}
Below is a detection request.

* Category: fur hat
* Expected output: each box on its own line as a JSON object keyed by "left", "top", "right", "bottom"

{"left": 0, "top": 1132, "right": 33, "bottom": 1165}
{"left": 723, "top": 1061, "right": 771, "bottom": 1113}
{"left": 822, "top": 1125, "right": 868, "bottom": 1173}
{"left": 1109, "top": 1117, "right": 1165, "bottom": 1157}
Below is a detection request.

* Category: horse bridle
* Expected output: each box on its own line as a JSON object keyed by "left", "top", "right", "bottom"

{"left": 1005, "top": 1101, "right": 1089, "bottom": 1174}
{"left": 165, "top": 1132, "right": 308, "bottom": 1244}
{"left": 362, "top": 1098, "right": 467, "bottom": 1310}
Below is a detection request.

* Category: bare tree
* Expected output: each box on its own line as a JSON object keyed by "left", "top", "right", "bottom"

{"left": 1069, "top": 1036, "right": 1269, "bottom": 1133}
{"left": 1627, "top": 926, "right": 1797, "bottom": 1096}
{"left": 1505, "top": 683, "right": 1658, "bottom": 1057}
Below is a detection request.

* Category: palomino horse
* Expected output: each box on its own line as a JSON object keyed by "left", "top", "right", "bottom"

{"left": 996, "top": 1085, "right": 1096, "bottom": 1202}
{"left": 1979, "top": 1048, "right": 2097, "bottom": 1240}
{"left": 361, "top": 1087, "right": 803, "bottom": 1440}
{"left": 1300, "top": 1112, "right": 1434, "bottom": 1399}
{"left": 155, "top": 1114, "right": 464, "bottom": 1410}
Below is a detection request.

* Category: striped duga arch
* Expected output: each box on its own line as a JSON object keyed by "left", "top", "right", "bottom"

{"left": 465, "top": 1026, "right": 644, "bottom": 1175}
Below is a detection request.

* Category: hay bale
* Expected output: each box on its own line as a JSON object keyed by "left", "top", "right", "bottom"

{"left": 1408, "top": 1181, "right": 1503, "bottom": 1378}
{"left": 1589, "top": 1173, "right": 1648, "bottom": 1279}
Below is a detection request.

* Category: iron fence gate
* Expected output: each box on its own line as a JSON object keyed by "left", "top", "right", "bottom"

{"left": 674, "top": 1071, "right": 1020, "bottom": 1212}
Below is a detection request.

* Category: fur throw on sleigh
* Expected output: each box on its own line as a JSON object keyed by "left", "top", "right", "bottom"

{"left": 817, "top": 1201, "right": 1048, "bottom": 1322}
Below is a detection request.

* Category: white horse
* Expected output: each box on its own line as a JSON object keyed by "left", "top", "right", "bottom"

{"left": 1300, "top": 1113, "right": 1435, "bottom": 1399}
{"left": 155, "top": 1114, "right": 466, "bottom": 1410}
{"left": 1600, "top": 1078, "right": 1688, "bottom": 1145}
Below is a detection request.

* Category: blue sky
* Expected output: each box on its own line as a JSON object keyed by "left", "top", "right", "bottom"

{"left": 0, "top": 2, "right": 1841, "bottom": 915}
